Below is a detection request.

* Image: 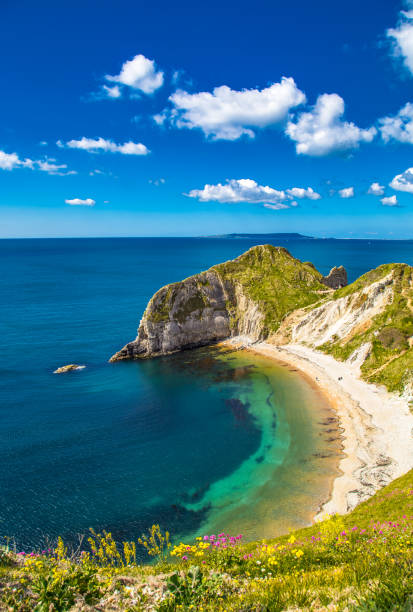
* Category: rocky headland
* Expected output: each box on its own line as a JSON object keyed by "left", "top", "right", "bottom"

{"left": 110, "top": 244, "right": 413, "bottom": 516}
{"left": 110, "top": 245, "right": 332, "bottom": 361}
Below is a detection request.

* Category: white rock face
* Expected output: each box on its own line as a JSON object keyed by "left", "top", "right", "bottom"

{"left": 290, "top": 273, "right": 394, "bottom": 347}
{"left": 110, "top": 270, "right": 267, "bottom": 360}
{"left": 233, "top": 284, "right": 265, "bottom": 340}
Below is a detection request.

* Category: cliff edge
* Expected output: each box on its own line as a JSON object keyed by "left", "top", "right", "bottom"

{"left": 110, "top": 245, "right": 331, "bottom": 361}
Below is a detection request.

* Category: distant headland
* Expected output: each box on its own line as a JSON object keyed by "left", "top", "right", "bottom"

{"left": 205, "top": 232, "right": 315, "bottom": 240}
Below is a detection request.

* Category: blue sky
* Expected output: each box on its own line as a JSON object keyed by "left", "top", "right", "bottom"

{"left": 2, "top": 0, "right": 413, "bottom": 238}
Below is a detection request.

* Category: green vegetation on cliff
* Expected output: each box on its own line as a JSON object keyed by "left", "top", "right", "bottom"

{"left": 1, "top": 470, "right": 412, "bottom": 610}
{"left": 213, "top": 245, "right": 327, "bottom": 336}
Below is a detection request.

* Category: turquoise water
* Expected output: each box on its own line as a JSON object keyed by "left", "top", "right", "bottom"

{"left": 1, "top": 237, "right": 412, "bottom": 549}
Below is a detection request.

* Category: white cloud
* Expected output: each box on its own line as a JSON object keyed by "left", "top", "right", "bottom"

{"left": 105, "top": 54, "right": 164, "bottom": 95}
{"left": 37, "top": 159, "right": 76, "bottom": 175}
{"left": 262, "top": 202, "right": 290, "bottom": 210}
{"left": 285, "top": 93, "right": 376, "bottom": 156}
{"left": 62, "top": 137, "right": 149, "bottom": 155}
{"left": 285, "top": 186, "right": 321, "bottom": 200}
{"left": 102, "top": 84, "right": 122, "bottom": 99}
{"left": 368, "top": 182, "right": 385, "bottom": 195}
{"left": 149, "top": 178, "right": 165, "bottom": 186}
{"left": 153, "top": 112, "right": 167, "bottom": 126}
{"left": 0, "top": 150, "right": 24, "bottom": 170}
{"left": 338, "top": 186, "right": 354, "bottom": 198}
{"left": 379, "top": 102, "right": 413, "bottom": 144}
{"left": 186, "top": 178, "right": 320, "bottom": 209}
{"left": 387, "top": 10, "right": 413, "bottom": 75}
{"left": 165, "top": 77, "right": 305, "bottom": 140}
{"left": 65, "top": 198, "right": 96, "bottom": 206}
{"left": 381, "top": 195, "right": 398, "bottom": 206}
{"left": 0, "top": 149, "right": 74, "bottom": 175}
{"left": 390, "top": 167, "right": 413, "bottom": 193}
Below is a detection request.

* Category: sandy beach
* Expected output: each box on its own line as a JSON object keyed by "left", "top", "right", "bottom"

{"left": 225, "top": 338, "right": 413, "bottom": 519}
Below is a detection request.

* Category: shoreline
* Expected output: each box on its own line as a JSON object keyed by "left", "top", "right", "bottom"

{"left": 224, "top": 338, "right": 413, "bottom": 519}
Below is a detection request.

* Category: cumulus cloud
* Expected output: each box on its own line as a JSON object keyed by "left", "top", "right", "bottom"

{"left": 186, "top": 178, "right": 320, "bottom": 209}
{"left": 368, "top": 182, "right": 385, "bottom": 195}
{"left": 187, "top": 179, "right": 288, "bottom": 205}
{"left": 381, "top": 195, "right": 398, "bottom": 206}
{"left": 285, "top": 93, "right": 376, "bottom": 156}
{"left": 387, "top": 9, "right": 413, "bottom": 75}
{"left": 379, "top": 102, "right": 413, "bottom": 144}
{"left": 164, "top": 77, "right": 306, "bottom": 140}
{"left": 0, "top": 149, "right": 75, "bottom": 175}
{"left": 390, "top": 167, "right": 413, "bottom": 193}
{"left": 65, "top": 198, "right": 96, "bottom": 206}
{"left": 105, "top": 54, "right": 164, "bottom": 95}
{"left": 338, "top": 186, "right": 354, "bottom": 198}
{"left": 286, "top": 186, "right": 321, "bottom": 200}
{"left": 0, "top": 150, "right": 25, "bottom": 170}
{"left": 61, "top": 137, "right": 149, "bottom": 155}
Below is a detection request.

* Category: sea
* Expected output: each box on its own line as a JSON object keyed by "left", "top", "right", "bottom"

{"left": 1, "top": 236, "right": 413, "bottom": 551}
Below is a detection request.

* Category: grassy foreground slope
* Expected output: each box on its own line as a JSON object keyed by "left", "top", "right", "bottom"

{"left": 1, "top": 469, "right": 412, "bottom": 611}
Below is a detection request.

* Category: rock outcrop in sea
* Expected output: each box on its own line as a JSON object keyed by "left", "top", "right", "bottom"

{"left": 54, "top": 364, "right": 85, "bottom": 374}
{"left": 321, "top": 265, "right": 348, "bottom": 289}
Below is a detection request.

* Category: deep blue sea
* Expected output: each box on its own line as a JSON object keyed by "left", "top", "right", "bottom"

{"left": 1, "top": 237, "right": 413, "bottom": 551}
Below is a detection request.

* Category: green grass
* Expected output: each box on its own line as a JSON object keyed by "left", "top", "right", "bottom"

{"left": 1, "top": 470, "right": 412, "bottom": 611}
{"left": 214, "top": 245, "right": 326, "bottom": 336}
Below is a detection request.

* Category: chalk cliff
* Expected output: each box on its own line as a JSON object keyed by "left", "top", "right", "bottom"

{"left": 110, "top": 245, "right": 330, "bottom": 361}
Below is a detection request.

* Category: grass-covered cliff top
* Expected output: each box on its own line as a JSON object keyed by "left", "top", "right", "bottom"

{"left": 1, "top": 469, "right": 412, "bottom": 610}
{"left": 213, "top": 245, "right": 327, "bottom": 335}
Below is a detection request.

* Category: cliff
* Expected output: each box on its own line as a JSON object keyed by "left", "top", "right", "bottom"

{"left": 270, "top": 262, "right": 413, "bottom": 396}
{"left": 110, "top": 245, "right": 329, "bottom": 361}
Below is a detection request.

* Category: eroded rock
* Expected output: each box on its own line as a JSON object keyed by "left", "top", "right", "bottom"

{"left": 321, "top": 266, "right": 348, "bottom": 289}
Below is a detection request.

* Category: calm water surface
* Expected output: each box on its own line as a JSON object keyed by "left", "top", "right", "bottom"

{"left": 1, "top": 237, "right": 412, "bottom": 549}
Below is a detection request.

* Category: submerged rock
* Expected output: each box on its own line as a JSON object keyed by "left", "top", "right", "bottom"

{"left": 54, "top": 364, "right": 85, "bottom": 374}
